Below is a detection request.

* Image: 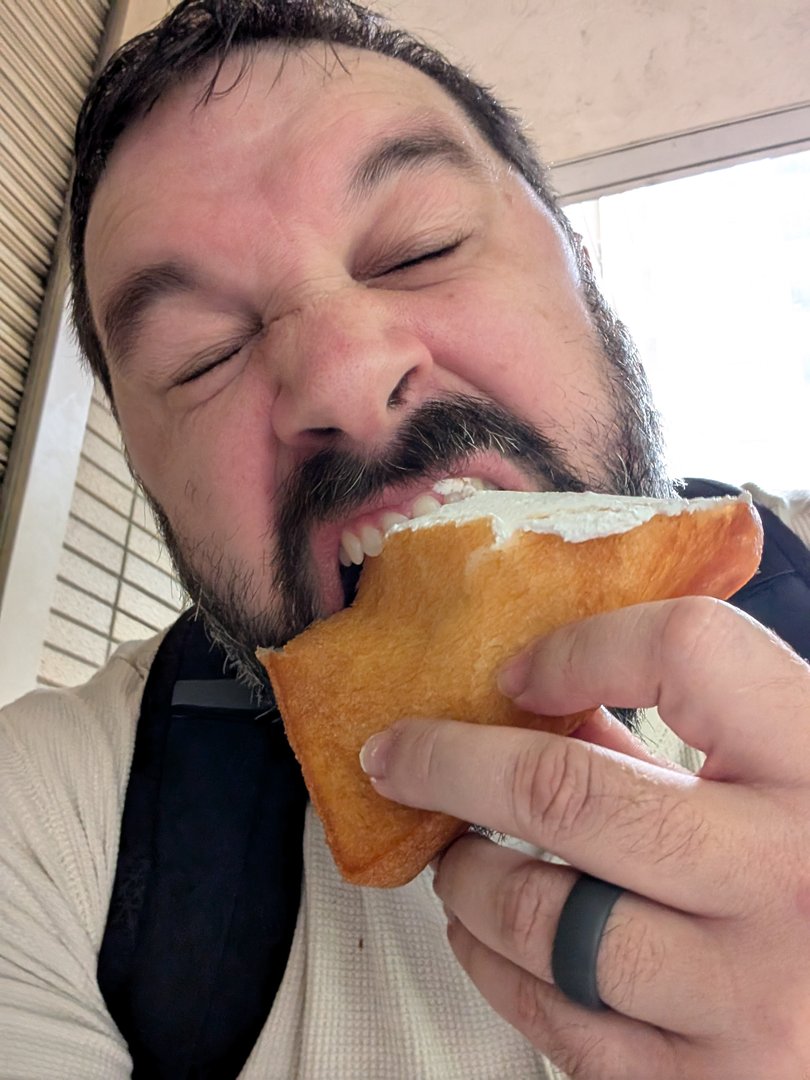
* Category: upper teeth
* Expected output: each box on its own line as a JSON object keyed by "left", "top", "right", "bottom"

{"left": 338, "top": 477, "right": 494, "bottom": 567}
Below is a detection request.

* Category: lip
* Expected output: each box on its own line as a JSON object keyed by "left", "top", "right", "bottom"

{"left": 308, "top": 454, "right": 550, "bottom": 617}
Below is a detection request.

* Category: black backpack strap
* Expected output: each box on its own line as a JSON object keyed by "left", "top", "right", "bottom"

{"left": 682, "top": 478, "right": 810, "bottom": 662}
{"left": 98, "top": 611, "right": 307, "bottom": 1079}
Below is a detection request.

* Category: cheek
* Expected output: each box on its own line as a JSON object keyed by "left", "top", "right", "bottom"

{"left": 113, "top": 391, "right": 170, "bottom": 488}
{"left": 114, "top": 382, "right": 277, "bottom": 556}
{"left": 423, "top": 277, "right": 604, "bottom": 431}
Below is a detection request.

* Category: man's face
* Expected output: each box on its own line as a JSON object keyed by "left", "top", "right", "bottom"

{"left": 84, "top": 45, "right": 665, "bottom": 673}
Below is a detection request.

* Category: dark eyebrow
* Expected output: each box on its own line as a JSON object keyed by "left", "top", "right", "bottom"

{"left": 100, "top": 262, "right": 198, "bottom": 370}
{"left": 347, "top": 125, "right": 485, "bottom": 203}
{"left": 99, "top": 128, "right": 482, "bottom": 367}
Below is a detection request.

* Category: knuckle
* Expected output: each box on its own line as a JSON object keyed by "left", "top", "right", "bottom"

{"left": 497, "top": 861, "right": 555, "bottom": 966}
{"left": 559, "top": 1035, "right": 623, "bottom": 1080}
{"left": 622, "top": 789, "right": 710, "bottom": 872}
{"left": 509, "top": 738, "right": 596, "bottom": 846}
{"left": 512, "top": 973, "right": 626, "bottom": 1078}
{"left": 597, "top": 909, "right": 666, "bottom": 1013}
{"left": 394, "top": 719, "right": 445, "bottom": 792}
{"left": 514, "top": 963, "right": 552, "bottom": 1038}
{"left": 651, "top": 792, "right": 711, "bottom": 868}
{"left": 658, "top": 595, "right": 732, "bottom": 679}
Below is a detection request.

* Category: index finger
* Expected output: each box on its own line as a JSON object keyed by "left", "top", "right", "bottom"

{"left": 502, "top": 596, "right": 810, "bottom": 784}
{"left": 360, "top": 597, "right": 810, "bottom": 913}
{"left": 363, "top": 717, "right": 754, "bottom": 916}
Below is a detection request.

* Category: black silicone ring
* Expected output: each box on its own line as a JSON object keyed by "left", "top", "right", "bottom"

{"left": 551, "top": 874, "right": 624, "bottom": 1010}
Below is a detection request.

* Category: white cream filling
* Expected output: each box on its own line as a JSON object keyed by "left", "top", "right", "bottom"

{"left": 387, "top": 489, "right": 752, "bottom": 546}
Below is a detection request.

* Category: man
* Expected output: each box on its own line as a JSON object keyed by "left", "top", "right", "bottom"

{"left": 3, "top": 1, "right": 810, "bottom": 1077}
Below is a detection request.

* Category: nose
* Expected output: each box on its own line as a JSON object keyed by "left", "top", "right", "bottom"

{"left": 268, "top": 287, "right": 434, "bottom": 450}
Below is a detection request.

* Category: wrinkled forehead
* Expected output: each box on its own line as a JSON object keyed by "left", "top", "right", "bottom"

{"left": 83, "top": 42, "right": 502, "bottom": 308}
{"left": 105, "top": 42, "right": 477, "bottom": 160}
{"left": 86, "top": 45, "right": 495, "bottom": 223}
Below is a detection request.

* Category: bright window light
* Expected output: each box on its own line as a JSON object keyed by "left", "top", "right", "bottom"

{"left": 565, "top": 151, "right": 810, "bottom": 491}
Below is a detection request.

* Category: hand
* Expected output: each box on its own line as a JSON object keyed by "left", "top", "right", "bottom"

{"left": 360, "top": 598, "right": 810, "bottom": 1079}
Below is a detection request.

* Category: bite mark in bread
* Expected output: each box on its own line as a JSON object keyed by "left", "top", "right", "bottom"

{"left": 259, "top": 491, "right": 763, "bottom": 888}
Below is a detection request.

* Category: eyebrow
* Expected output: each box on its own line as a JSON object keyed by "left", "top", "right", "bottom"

{"left": 347, "top": 125, "right": 485, "bottom": 204}
{"left": 100, "top": 262, "right": 198, "bottom": 370}
{"left": 98, "top": 126, "right": 484, "bottom": 369}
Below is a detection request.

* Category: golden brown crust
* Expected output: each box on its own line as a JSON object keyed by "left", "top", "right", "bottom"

{"left": 260, "top": 495, "right": 763, "bottom": 888}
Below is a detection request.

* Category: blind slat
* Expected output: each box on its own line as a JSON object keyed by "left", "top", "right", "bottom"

{"left": 28, "top": 0, "right": 106, "bottom": 53}
{"left": 0, "top": 319, "right": 33, "bottom": 370}
{"left": 0, "top": 215, "right": 48, "bottom": 277}
{"left": 12, "top": 7, "right": 97, "bottom": 73}
{"left": 0, "top": 0, "right": 109, "bottom": 488}
{"left": 0, "top": 9, "right": 93, "bottom": 105}
{"left": 0, "top": 362, "right": 26, "bottom": 399}
{"left": 0, "top": 12, "right": 86, "bottom": 129}
{"left": 0, "top": 246, "right": 44, "bottom": 299}
{"left": 0, "top": 170, "right": 56, "bottom": 249}
{"left": 0, "top": 99, "right": 72, "bottom": 194}
{"left": 0, "top": 283, "right": 39, "bottom": 337}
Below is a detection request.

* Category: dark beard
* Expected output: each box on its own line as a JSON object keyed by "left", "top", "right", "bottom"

{"left": 142, "top": 371, "right": 672, "bottom": 699}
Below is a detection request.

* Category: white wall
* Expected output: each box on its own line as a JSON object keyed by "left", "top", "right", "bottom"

{"left": 127, "top": 0, "right": 810, "bottom": 163}
{"left": 378, "top": 0, "right": 810, "bottom": 164}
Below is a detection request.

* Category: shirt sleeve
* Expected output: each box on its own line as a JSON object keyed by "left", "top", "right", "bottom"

{"left": 743, "top": 483, "right": 810, "bottom": 549}
{"left": 0, "top": 646, "right": 153, "bottom": 1079}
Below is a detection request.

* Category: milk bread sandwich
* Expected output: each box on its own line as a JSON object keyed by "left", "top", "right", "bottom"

{"left": 260, "top": 488, "right": 763, "bottom": 887}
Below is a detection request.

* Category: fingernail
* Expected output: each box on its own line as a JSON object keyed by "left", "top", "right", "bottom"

{"left": 497, "top": 649, "right": 532, "bottom": 699}
{"left": 360, "top": 730, "right": 392, "bottom": 778}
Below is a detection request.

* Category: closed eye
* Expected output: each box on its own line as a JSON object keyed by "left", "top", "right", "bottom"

{"left": 173, "top": 320, "right": 263, "bottom": 387}
{"left": 176, "top": 346, "right": 242, "bottom": 386}
{"left": 387, "top": 240, "right": 463, "bottom": 273}
{"left": 362, "top": 234, "right": 468, "bottom": 281}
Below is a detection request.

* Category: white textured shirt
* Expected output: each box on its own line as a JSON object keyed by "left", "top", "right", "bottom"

{"left": 0, "top": 637, "right": 559, "bottom": 1079}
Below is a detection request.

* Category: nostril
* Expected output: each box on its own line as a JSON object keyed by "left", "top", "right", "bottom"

{"left": 387, "top": 367, "right": 417, "bottom": 410}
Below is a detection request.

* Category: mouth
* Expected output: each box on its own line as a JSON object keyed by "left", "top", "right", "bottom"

{"left": 337, "top": 476, "right": 498, "bottom": 607}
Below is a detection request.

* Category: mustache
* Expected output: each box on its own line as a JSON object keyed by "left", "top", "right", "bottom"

{"left": 275, "top": 394, "right": 587, "bottom": 538}
{"left": 276, "top": 394, "right": 586, "bottom": 532}
{"left": 272, "top": 394, "right": 589, "bottom": 616}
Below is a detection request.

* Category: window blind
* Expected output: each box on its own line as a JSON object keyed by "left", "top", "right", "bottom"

{"left": 0, "top": 0, "right": 109, "bottom": 482}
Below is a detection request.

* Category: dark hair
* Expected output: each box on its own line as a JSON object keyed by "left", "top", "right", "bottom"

{"left": 69, "top": 0, "right": 573, "bottom": 400}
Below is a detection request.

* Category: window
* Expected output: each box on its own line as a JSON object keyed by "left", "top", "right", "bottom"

{"left": 565, "top": 150, "right": 810, "bottom": 491}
